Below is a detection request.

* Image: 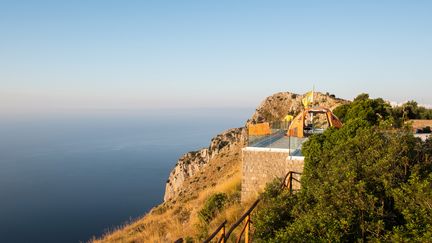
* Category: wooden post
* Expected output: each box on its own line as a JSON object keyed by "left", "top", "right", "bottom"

{"left": 245, "top": 215, "right": 251, "bottom": 243}
{"left": 289, "top": 172, "right": 293, "bottom": 194}
{"left": 220, "top": 224, "right": 225, "bottom": 243}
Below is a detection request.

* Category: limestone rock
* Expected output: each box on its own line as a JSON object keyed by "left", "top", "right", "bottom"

{"left": 163, "top": 127, "right": 246, "bottom": 202}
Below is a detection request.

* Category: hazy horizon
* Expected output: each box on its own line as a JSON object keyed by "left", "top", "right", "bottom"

{"left": 1, "top": 91, "right": 431, "bottom": 117}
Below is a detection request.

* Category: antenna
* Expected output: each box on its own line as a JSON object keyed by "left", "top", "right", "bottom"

{"left": 312, "top": 84, "right": 315, "bottom": 104}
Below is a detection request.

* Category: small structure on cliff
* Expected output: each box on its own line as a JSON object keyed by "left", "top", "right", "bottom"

{"left": 242, "top": 123, "right": 305, "bottom": 202}
{"left": 287, "top": 107, "right": 342, "bottom": 138}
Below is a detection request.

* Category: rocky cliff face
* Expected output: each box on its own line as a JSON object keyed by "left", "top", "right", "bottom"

{"left": 164, "top": 127, "right": 247, "bottom": 201}
{"left": 163, "top": 91, "right": 347, "bottom": 202}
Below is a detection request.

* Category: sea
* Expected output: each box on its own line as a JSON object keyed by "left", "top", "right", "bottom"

{"left": 0, "top": 108, "right": 252, "bottom": 243}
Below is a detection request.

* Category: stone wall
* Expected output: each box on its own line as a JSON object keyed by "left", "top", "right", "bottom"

{"left": 241, "top": 147, "right": 304, "bottom": 202}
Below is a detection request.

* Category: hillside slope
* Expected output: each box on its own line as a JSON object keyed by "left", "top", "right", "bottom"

{"left": 94, "top": 91, "right": 347, "bottom": 242}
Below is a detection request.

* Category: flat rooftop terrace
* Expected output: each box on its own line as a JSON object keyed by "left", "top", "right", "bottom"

{"left": 248, "top": 130, "right": 307, "bottom": 156}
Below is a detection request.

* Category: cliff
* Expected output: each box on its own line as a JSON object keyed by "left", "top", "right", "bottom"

{"left": 164, "top": 127, "right": 247, "bottom": 201}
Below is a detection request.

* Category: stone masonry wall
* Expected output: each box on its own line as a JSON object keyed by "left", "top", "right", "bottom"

{"left": 241, "top": 147, "right": 304, "bottom": 202}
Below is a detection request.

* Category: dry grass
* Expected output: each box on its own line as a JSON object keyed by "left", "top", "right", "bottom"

{"left": 196, "top": 168, "right": 241, "bottom": 203}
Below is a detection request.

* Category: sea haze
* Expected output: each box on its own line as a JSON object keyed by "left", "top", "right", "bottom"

{"left": 0, "top": 108, "right": 252, "bottom": 243}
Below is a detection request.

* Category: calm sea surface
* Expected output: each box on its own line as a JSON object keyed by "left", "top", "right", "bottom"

{"left": 0, "top": 108, "right": 252, "bottom": 243}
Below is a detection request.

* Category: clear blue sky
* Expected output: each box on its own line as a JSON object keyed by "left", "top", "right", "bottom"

{"left": 1, "top": 0, "right": 431, "bottom": 112}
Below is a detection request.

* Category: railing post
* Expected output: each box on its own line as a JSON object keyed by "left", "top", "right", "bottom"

{"left": 245, "top": 215, "right": 250, "bottom": 243}
{"left": 205, "top": 220, "right": 227, "bottom": 243}
{"left": 289, "top": 171, "right": 293, "bottom": 194}
{"left": 288, "top": 135, "right": 291, "bottom": 157}
{"left": 220, "top": 224, "right": 225, "bottom": 243}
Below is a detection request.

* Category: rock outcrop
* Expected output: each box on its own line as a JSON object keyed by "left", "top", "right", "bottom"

{"left": 164, "top": 128, "right": 247, "bottom": 201}
{"left": 248, "top": 91, "right": 348, "bottom": 125}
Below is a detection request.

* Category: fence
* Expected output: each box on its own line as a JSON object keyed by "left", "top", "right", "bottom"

{"left": 203, "top": 171, "right": 302, "bottom": 243}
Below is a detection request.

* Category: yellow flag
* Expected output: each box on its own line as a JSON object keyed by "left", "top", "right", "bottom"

{"left": 302, "top": 91, "right": 313, "bottom": 108}
{"left": 283, "top": 115, "right": 293, "bottom": 122}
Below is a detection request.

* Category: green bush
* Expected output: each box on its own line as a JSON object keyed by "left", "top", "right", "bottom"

{"left": 253, "top": 180, "right": 298, "bottom": 241}
{"left": 333, "top": 93, "right": 393, "bottom": 126}
{"left": 386, "top": 173, "right": 432, "bottom": 241}
{"left": 198, "top": 193, "right": 228, "bottom": 224}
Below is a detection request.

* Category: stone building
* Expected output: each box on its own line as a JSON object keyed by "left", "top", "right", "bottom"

{"left": 241, "top": 133, "right": 306, "bottom": 202}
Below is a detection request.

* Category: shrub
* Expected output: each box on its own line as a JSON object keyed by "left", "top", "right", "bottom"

{"left": 198, "top": 193, "right": 228, "bottom": 224}
{"left": 253, "top": 179, "right": 298, "bottom": 241}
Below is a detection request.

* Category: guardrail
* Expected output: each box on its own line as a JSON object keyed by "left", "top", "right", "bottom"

{"left": 247, "top": 121, "right": 291, "bottom": 148}
{"left": 202, "top": 220, "right": 227, "bottom": 243}
{"left": 223, "top": 199, "right": 260, "bottom": 242}
{"left": 281, "top": 171, "right": 302, "bottom": 192}
{"left": 204, "top": 171, "right": 302, "bottom": 243}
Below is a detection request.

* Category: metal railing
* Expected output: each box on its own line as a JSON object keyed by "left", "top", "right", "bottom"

{"left": 248, "top": 121, "right": 291, "bottom": 148}
{"left": 281, "top": 171, "right": 302, "bottom": 192}
{"left": 247, "top": 122, "right": 307, "bottom": 153}
{"left": 204, "top": 171, "right": 302, "bottom": 243}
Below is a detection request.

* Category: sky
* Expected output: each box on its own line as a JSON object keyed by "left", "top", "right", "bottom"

{"left": 1, "top": 0, "right": 432, "bottom": 113}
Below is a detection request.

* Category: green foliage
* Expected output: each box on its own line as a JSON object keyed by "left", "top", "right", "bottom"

{"left": 332, "top": 103, "right": 350, "bottom": 122}
{"left": 253, "top": 180, "right": 298, "bottom": 241}
{"left": 333, "top": 93, "right": 393, "bottom": 126}
{"left": 392, "top": 100, "right": 432, "bottom": 121}
{"left": 196, "top": 193, "right": 228, "bottom": 241}
{"left": 253, "top": 93, "right": 432, "bottom": 242}
{"left": 297, "top": 126, "right": 424, "bottom": 241}
{"left": 386, "top": 173, "right": 432, "bottom": 241}
{"left": 198, "top": 193, "right": 227, "bottom": 224}
{"left": 334, "top": 94, "right": 432, "bottom": 130}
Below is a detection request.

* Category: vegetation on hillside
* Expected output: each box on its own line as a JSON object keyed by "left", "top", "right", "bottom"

{"left": 393, "top": 100, "right": 432, "bottom": 120}
{"left": 334, "top": 93, "right": 432, "bottom": 127}
{"left": 253, "top": 94, "right": 432, "bottom": 242}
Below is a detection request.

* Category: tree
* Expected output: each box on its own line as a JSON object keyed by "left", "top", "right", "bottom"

{"left": 333, "top": 94, "right": 393, "bottom": 126}
{"left": 386, "top": 173, "right": 432, "bottom": 241}
{"left": 393, "top": 101, "right": 432, "bottom": 120}
{"left": 253, "top": 94, "right": 432, "bottom": 242}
